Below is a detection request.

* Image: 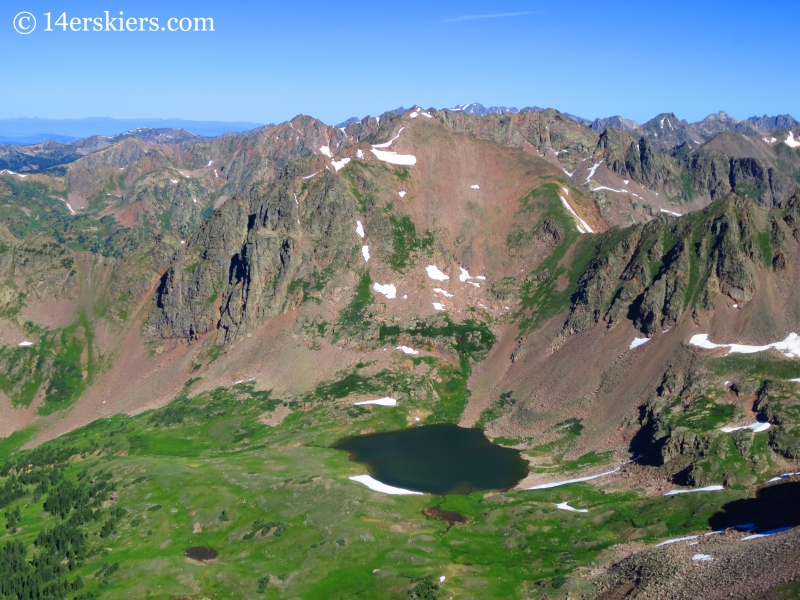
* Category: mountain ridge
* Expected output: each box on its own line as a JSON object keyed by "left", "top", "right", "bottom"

{"left": 0, "top": 102, "right": 799, "bottom": 598}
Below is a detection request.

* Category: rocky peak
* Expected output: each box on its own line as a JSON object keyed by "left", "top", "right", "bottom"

{"left": 701, "top": 110, "right": 738, "bottom": 124}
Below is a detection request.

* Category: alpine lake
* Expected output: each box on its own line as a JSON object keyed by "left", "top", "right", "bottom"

{"left": 333, "top": 423, "right": 529, "bottom": 494}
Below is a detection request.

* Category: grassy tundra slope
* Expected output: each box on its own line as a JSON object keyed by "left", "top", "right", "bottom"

{"left": 4, "top": 381, "right": 797, "bottom": 600}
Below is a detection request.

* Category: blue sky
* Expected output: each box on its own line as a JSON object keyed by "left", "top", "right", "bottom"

{"left": 2, "top": 0, "right": 798, "bottom": 125}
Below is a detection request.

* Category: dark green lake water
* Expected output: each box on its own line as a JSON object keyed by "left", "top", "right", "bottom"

{"left": 333, "top": 424, "right": 529, "bottom": 494}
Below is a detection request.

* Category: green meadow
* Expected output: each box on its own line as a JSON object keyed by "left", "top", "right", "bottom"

{"left": 0, "top": 381, "right": 756, "bottom": 599}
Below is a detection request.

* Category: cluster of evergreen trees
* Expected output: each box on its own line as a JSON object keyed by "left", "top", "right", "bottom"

{"left": 0, "top": 539, "right": 86, "bottom": 600}
{"left": 0, "top": 444, "right": 119, "bottom": 599}
{"left": 4, "top": 506, "right": 20, "bottom": 533}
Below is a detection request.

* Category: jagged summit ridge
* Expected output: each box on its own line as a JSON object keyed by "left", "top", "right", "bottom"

{"left": 448, "top": 102, "right": 531, "bottom": 115}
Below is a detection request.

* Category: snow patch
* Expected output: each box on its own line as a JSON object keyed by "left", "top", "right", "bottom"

{"left": 213, "top": 169, "right": 218, "bottom": 178}
{"left": 433, "top": 288, "right": 454, "bottom": 298}
{"left": 371, "top": 128, "right": 404, "bottom": 148}
{"left": 630, "top": 337, "right": 650, "bottom": 350}
{"left": 592, "top": 186, "right": 628, "bottom": 193}
{"left": 785, "top": 132, "right": 800, "bottom": 148}
{"left": 0, "top": 170, "right": 27, "bottom": 178}
{"left": 354, "top": 397, "right": 397, "bottom": 406}
{"left": 584, "top": 161, "right": 602, "bottom": 184}
{"left": 206, "top": 160, "right": 213, "bottom": 167}
{"left": 664, "top": 485, "right": 724, "bottom": 496}
{"left": 331, "top": 157, "right": 350, "bottom": 172}
{"left": 763, "top": 137, "right": 777, "bottom": 144}
{"left": 563, "top": 168, "right": 575, "bottom": 178}
{"left": 470, "top": 184, "right": 480, "bottom": 189}
{"left": 767, "top": 472, "right": 800, "bottom": 482}
{"left": 660, "top": 208, "right": 683, "bottom": 217}
{"left": 55, "top": 198, "right": 75, "bottom": 214}
{"left": 555, "top": 502, "right": 588, "bottom": 513}
{"left": 656, "top": 535, "right": 700, "bottom": 547}
{"left": 692, "top": 554, "right": 713, "bottom": 562}
{"left": 432, "top": 303, "right": 446, "bottom": 311}
{"left": 426, "top": 265, "right": 449, "bottom": 281}
{"left": 559, "top": 195, "right": 594, "bottom": 233}
{"left": 373, "top": 283, "right": 396, "bottom": 299}
{"left": 361, "top": 245, "right": 370, "bottom": 262}
{"left": 526, "top": 468, "right": 620, "bottom": 490}
{"left": 319, "top": 146, "right": 333, "bottom": 157}
{"left": 689, "top": 333, "right": 800, "bottom": 358}
{"left": 370, "top": 148, "right": 417, "bottom": 166}
{"left": 741, "top": 527, "right": 792, "bottom": 541}
{"left": 18, "top": 341, "right": 34, "bottom": 347}
{"left": 302, "top": 171, "right": 320, "bottom": 179}
{"left": 396, "top": 346, "right": 419, "bottom": 355}
{"left": 720, "top": 422, "right": 771, "bottom": 433}
{"left": 356, "top": 149, "right": 364, "bottom": 159}
{"left": 356, "top": 220, "right": 365, "bottom": 238}
{"left": 398, "top": 190, "right": 406, "bottom": 198}
{"left": 410, "top": 111, "right": 419, "bottom": 118}
{"left": 349, "top": 475, "right": 422, "bottom": 495}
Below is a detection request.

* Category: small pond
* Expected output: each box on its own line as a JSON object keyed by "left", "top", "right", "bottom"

{"left": 184, "top": 547, "right": 218, "bottom": 561}
{"left": 333, "top": 424, "right": 529, "bottom": 494}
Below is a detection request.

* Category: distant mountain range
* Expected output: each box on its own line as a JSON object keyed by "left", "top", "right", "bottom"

{"left": 0, "top": 117, "right": 264, "bottom": 145}
{"left": 2, "top": 106, "right": 798, "bottom": 150}
{"left": 444, "top": 103, "right": 798, "bottom": 140}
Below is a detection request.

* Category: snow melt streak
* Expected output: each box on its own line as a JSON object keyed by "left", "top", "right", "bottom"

{"left": 349, "top": 475, "right": 422, "bottom": 495}
{"left": 664, "top": 485, "right": 724, "bottom": 496}
{"left": 526, "top": 468, "right": 620, "bottom": 490}
{"left": 354, "top": 397, "right": 397, "bottom": 406}
{"left": 689, "top": 333, "right": 800, "bottom": 358}
{"left": 559, "top": 196, "right": 594, "bottom": 234}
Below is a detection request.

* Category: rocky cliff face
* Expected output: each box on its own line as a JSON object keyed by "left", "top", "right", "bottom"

{"left": 436, "top": 108, "right": 599, "bottom": 169}
{"left": 563, "top": 194, "right": 789, "bottom": 337}
{"left": 146, "top": 167, "right": 360, "bottom": 343}
{"left": 635, "top": 111, "right": 798, "bottom": 152}
{"left": 594, "top": 128, "right": 686, "bottom": 198}
{"left": 685, "top": 149, "right": 797, "bottom": 207}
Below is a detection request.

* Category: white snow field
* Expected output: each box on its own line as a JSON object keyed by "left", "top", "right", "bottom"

{"left": 354, "top": 397, "right": 397, "bottom": 406}
{"left": 664, "top": 485, "right": 724, "bottom": 496}
{"left": 689, "top": 333, "right": 800, "bottom": 358}
{"left": 426, "top": 265, "right": 449, "bottom": 281}
{"left": 372, "top": 283, "right": 396, "bottom": 299}
{"left": 370, "top": 148, "right": 417, "bottom": 165}
{"left": 526, "top": 468, "right": 621, "bottom": 490}
{"left": 555, "top": 502, "right": 589, "bottom": 513}
{"left": 349, "top": 475, "right": 422, "bottom": 495}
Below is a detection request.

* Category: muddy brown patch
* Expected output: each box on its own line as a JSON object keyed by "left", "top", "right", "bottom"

{"left": 423, "top": 506, "right": 471, "bottom": 526}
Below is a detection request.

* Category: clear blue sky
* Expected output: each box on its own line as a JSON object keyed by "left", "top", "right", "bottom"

{"left": 2, "top": 0, "right": 798, "bottom": 125}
